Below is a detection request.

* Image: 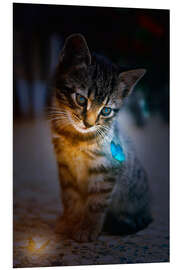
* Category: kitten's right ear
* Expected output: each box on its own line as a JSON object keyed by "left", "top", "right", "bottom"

{"left": 59, "top": 34, "right": 91, "bottom": 70}
{"left": 118, "top": 69, "right": 146, "bottom": 98}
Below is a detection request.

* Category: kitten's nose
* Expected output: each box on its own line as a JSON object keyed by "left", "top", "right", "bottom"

{"left": 84, "top": 121, "right": 93, "bottom": 128}
{"left": 84, "top": 112, "right": 96, "bottom": 128}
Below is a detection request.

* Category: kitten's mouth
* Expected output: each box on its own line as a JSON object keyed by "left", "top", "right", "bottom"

{"left": 74, "top": 120, "right": 96, "bottom": 133}
{"left": 77, "top": 121, "right": 89, "bottom": 130}
{"left": 81, "top": 126, "right": 87, "bottom": 130}
{"left": 67, "top": 111, "right": 96, "bottom": 134}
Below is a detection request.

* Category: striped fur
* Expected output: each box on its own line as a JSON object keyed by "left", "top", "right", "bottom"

{"left": 50, "top": 34, "right": 152, "bottom": 242}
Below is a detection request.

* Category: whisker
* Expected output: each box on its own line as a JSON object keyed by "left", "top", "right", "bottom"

{"left": 96, "top": 128, "right": 106, "bottom": 145}
{"left": 97, "top": 126, "right": 112, "bottom": 144}
{"left": 72, "top": 113, "right": 81, "bottom": 122}
{"left": 46, "top": 106, "right": 67, "bottom": 113}
{"left": 47, "top": 109, "right": 67, "bottom": 113}
{"left": 51, "top": 120, "right": 71, "bottom": 130}
{"left": 47, "top": 113, "right": 67, "bottom": 118}
{"left": 47, "top": 116, "right": 68, "bottom": 122}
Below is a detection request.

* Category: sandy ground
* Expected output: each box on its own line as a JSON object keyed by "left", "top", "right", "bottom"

{"left": 13, "top": 111, "right": 169, "bottom": 267}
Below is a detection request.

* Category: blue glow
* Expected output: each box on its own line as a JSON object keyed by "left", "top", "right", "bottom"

{"left": 79, "top": 97, "right": 85, "bottom": 102}
{"left": 101, "top": 107, "right": 111, "bottom": 116}
{"left": 110, "top": 141, "right": 125, "bottom": 162}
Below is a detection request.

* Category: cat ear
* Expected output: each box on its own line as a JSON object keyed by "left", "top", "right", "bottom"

{"left": 118, "top": 69, "right": 146, "bottom": 98}
{"left": 59, "top": 34, "right": 91, "bottom": 69}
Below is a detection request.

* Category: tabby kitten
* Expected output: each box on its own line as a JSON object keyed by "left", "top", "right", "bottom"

{"left": 50, "top": 34, "right": 152, "bottom": 242}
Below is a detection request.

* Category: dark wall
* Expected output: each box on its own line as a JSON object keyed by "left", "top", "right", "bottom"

{"left": 13, "top": 3, "right": 169, "bottom": 123}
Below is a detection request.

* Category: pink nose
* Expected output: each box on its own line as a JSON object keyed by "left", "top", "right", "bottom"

{"left": 84, "top": 112, "right": 96, "bottom": 128}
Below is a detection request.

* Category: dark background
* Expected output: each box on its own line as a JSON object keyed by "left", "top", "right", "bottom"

{"left": 13, "top": 4, "right": 169, "bottom": 267}
{"left": 13, "top": 3, "right": 169, "bottom": 125}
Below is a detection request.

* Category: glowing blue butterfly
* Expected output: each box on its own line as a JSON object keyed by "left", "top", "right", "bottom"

{"left": 110, "top": 141, "right": 125, "bottom": 162}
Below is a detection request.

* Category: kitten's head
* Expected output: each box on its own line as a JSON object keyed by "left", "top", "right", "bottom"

{"left": 52, "top": 34, "right": 146, "bottom": 141}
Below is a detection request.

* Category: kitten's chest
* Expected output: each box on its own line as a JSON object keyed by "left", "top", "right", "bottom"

{"left": 54, "top": 135, "right": 101, "bottom": 182}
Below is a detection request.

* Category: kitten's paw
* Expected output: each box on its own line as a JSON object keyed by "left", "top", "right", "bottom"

{"left": 71, "top": 224, "right": 100, "bottom": 242}
{"left": 56, "top": 215, "right": 102, "bottom": 242}
{"left": 72, "top": 230, "right": 90, "bottom": 242}
{"left": 72, "top": 229, "right": 99, "bottom": 242}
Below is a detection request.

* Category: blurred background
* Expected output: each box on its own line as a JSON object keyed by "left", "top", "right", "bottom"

{"left": 13, "top": 3, "right": 169, "bottom": 268}
{"left": 13, "top": 3, "right": 169, "bottom": 124}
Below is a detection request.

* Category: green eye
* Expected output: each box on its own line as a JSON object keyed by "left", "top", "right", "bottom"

{"left": 101, "top": 107, "right": 112, "bottom": 116}
{"left": 76, "top": 94, "right": 87, "bottom": 106}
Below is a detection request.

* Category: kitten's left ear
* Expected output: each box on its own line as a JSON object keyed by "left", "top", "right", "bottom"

{"left": 59, "top": 34, "right": 91, "bottom": 69}
{"left": 118, "top": 69, "right": 146, "bottom": 98}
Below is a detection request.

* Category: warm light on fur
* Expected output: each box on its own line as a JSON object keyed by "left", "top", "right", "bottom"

{"left": 50, "top": 34, "right": 151, "bottom": 242}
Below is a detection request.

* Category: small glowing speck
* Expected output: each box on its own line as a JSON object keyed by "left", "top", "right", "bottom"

{"left": 24, "top": 237, "right": 50, "bottom": 253}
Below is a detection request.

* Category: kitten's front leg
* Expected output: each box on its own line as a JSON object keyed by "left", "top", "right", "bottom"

{"left": 71, "top": 179, "right": 114, "bottom": 242}
{"left": 55, "top": 186, "right": 86, "bottom": 236}
{"left": 56, "top": 162, "right": 115, "bottom": 242}
{"left": 55, "top": 162, "right": 85, "bottom": 236}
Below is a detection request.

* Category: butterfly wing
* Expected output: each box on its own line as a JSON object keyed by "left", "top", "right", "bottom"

{"left": 111, "top": 141, "right": 125, "bottom": 162}
{"left": 110, "top": 141, "right": 118, "bottom": 158}
{"left": 116, "top": 144, "right": 125, "bottom": 162}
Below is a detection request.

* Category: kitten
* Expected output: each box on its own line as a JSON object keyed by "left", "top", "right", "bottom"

{"left": 50, "top": 34, "right": 152, "bottom": 242}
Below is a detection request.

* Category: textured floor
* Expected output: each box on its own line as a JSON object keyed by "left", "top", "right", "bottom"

{"left": 13, "top": 112, "right": 169, "bottom": 268}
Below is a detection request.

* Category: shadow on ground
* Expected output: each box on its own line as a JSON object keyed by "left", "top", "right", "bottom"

{"left": 13, "top": 111, "right": 169, "bottom": 267}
